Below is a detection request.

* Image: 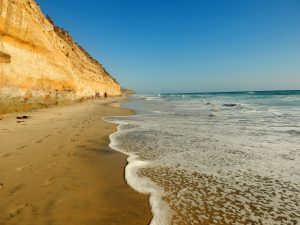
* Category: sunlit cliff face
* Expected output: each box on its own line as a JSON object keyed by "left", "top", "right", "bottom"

{"left": 0, "top": 0, "right": 121, "bottom": 114}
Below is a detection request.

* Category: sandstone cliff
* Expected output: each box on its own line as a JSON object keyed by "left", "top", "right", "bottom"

{"left": 0, "top": 0, "right": 121, "bottom": 114}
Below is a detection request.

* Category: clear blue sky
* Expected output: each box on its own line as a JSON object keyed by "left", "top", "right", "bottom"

{"left": 36, "top": 0, "right": 300, "bottom": 93}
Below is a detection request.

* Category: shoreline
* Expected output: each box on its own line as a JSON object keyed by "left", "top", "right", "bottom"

{"left": 0, "top": 98, "right": 152, "bottom": 225}
{"left": 106, "top": 117, "right": 173, "bottom": 225}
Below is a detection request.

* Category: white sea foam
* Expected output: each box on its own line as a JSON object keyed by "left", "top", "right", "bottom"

{"left": 146, "top": 96, "right": 162, "bottom": 101}
{"left": 105, "top": 119, "right": 173, "bottom": 225}
{"left": 104, "top": 92, "right": 300, "bottom": 225}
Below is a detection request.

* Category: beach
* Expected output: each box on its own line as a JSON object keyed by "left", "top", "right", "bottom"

{"left": 0, "top": 98, "right": 152, "bottom": 225}
{"left": 1, "top": 0, "right": 298, "bottom": 224}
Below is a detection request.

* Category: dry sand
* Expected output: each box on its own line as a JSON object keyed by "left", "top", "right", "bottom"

{"left": 0, "top": 98, "right": 152, "bottom": 225}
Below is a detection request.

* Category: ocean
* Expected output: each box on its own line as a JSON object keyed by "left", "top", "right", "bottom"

{"left": 105, "top": 90, "right": 300, "bottom": 225}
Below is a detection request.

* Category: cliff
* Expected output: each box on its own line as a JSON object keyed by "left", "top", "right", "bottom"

{"left": 121, "top": 88, "right": 135, "bottom": 95}
{"left": 0, "top": 0, "right": 121, "bottom": 114}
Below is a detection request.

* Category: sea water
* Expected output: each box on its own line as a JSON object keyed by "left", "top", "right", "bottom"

{"left": 105, "top": 90, "right": 300, "bottom": 225}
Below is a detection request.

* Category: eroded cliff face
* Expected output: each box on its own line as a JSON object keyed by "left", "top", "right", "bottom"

{"left": 0, "top": 0, "right": 121, "bottom": 114}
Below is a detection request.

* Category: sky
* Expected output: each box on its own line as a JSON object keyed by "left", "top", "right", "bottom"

{"left": 36, "top": 0, "right": 300, "bottom": 93}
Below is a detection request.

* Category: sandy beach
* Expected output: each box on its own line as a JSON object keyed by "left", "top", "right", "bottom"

{"left": 0, "top": 98, "right": 152, "bottom": 225}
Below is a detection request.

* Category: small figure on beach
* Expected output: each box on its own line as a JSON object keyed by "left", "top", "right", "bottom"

{"left": 104, "top": 92, "right": 107, "bottom": 100}
{"left": 95, "top": 92, "right": 100, "bottom": 98}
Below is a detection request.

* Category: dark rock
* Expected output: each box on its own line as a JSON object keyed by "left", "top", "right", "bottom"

{"left": 16, "top": 116, "right": 29, "bottom": 119}
{"left": 223, "top": 103, "right": 237, "bottom": 107}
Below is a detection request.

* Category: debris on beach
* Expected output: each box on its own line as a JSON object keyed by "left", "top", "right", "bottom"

{"left": 16, "top": 116, "right": 29, "bottom": 119}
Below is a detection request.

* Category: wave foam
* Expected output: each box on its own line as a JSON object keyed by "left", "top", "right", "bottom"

{"left": 103, "top": 92, "right": 300, "bottom": 225}
{"left": 105, "top": 118, "right": 173, "bottom": 225}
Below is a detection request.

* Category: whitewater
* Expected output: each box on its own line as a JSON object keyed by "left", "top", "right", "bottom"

{"left": 106, "top": 90, "right": 300, "bottom": 225}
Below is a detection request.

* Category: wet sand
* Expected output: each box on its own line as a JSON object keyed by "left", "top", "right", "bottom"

{"left": 0, "top": 98, "right": 152, "bottom": 225}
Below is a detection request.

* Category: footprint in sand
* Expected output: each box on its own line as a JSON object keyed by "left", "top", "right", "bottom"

{"left": 55, "top": 145, "right": 65, "bottom": 150}
{"left": 49, "top": 153, "right": 58, "bottom": 157}
{"left": 70, "top": 139, "right": 77, "bottom": 142}
{"left": 77, "top": 145, "right": 86, "bottom": 148}
{"left": 35, "top": 139, "right": 43, "bottom": 143}
{"left": 44, "top": 134, "right": 52, "bottom": 138}
{"left": 62, "top": 184, "right": 75, "bottom": 190}
{"left": 86, "top": 139, "right": 97, "bottom": 144}
{"left": 67, "top": 152, "right": 78, "bottom": 157}
{"left": 1, "top": 153, "right": 11, "bottom": 158}
{"left": 17, "top": 145, "right": 27, "bottom": 150}
{"left": 44, "top": 177, "right": 55, "bottom": 186}
{"left": 9, "top": 203, "right": 29, "bottom": 218}
{"left": 48, "top": 162, "right": 57, "bottom": 169}
{"left": 16, "top": 165, "right": 32, "bottom": 171}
